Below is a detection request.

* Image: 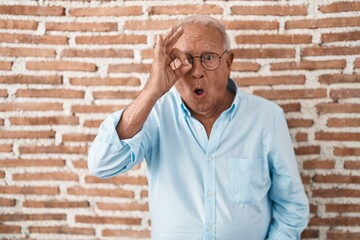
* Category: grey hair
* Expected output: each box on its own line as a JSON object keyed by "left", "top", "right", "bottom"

{"left": 177, "top": 15, "right": 230, "bottom": 50}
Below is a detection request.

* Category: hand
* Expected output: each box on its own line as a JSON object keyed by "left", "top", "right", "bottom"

{"left": 147, "top": 26, "right": 192, "bottom": 98}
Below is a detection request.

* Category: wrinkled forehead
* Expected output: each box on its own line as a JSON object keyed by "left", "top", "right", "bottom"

{"left": 174, "top": 24, "right": 225, "bottom": 54}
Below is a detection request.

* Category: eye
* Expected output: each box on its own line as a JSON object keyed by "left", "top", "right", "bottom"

{"left": 202, "top": 54, "right": 215, "bottom": 62}
{"left": 186, "top": 55, "right": 194, "bottom": 63}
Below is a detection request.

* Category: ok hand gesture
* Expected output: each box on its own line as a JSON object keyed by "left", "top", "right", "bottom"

{"left": 147, "top": 26, "right": 192, "bottom": 98}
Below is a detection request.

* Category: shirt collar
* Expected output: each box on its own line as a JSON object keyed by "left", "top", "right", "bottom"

{"left": 172, "top": 78, "right": 240, "bottom": 121}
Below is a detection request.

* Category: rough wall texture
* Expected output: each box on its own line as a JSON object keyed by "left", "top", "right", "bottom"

{"left": 0, "top": 0, "right": 359, "bottom": 239}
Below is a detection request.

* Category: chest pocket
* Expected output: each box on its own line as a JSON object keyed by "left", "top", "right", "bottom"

{"left": 228, "top": 157, "right": 268, "bottom": 204}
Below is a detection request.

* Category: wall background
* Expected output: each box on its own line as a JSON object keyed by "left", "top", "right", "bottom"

{"left": 0, "top": 0, "right": 359, "bottom": 239}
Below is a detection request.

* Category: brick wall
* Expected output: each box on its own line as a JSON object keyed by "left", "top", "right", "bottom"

{"left": 0, "top": 0, "right": 359, "bottom": 239}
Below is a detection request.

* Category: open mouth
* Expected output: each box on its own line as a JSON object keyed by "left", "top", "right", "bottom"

{"left": 195, "top": 88, "right": 204, "bottom": 95}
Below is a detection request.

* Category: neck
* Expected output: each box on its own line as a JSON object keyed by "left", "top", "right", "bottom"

{"left": 192, "top": 89, "right": 235, "bottom": 138}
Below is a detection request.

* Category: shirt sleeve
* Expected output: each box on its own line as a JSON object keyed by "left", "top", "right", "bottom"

{"left": 88, "top": 109, "right": 154, "bottom": 178}
{"left": 266, "top": 110, "right": 309, "bottom": 240}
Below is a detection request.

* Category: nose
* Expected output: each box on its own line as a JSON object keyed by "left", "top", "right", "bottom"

{"left": 191, "top": 58, "right": 205, "bottom": 79}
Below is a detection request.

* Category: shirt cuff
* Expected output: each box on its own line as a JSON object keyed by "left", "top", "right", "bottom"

{"left": 266, "top": 225, "right": 299, "bottom": 240}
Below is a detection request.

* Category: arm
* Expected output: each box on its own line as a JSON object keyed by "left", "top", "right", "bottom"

{"left": 88, "top": 27, "right": 191, "bottom": 178}
{"left": 266, "top": 111, "right": 309, "bottom": 240}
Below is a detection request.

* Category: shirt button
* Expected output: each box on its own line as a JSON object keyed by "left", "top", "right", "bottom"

{"left": 207, "top": 224, "right": 212, "bottom": 231}
{"left": 207, "top": 191, "right": 213, "bottom": 197}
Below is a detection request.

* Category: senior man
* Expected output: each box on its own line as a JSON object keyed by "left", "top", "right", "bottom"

{"left": 89, "top": 15, "right": 309, "bottom": 240}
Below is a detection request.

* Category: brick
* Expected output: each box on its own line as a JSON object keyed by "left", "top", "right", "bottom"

{"left": 286, "top": 17, "right": 360, "bottom": 29}
{"left": 72, "top": 160, "right": 87, "bottom": 169}
{"left": 331, "top": 89, "right": 360, "bottom": 99}
{"left": 0, "top": 144, "right": 12, "bottom": 152}
{"left": 0, "top": 33, "right": 68, "bottom": 45}
{"left": 16, "top": 89, "right": 84, "bottom": 99}
{"left": 222, "top": 20, "right": 278, "bottom": 30}
{"left": 46, "top": 22, "right": 117, "bottom": 32}
{"left": 310, "top": 216, "right": 360, "bottom": 226}
{"left": 62, "top": 49, "right": 133, "bottom": 58}
{"left": 0, "top": 46, "right": 56, "bottom": 58}
{"left": 149, "top": 5, "right": 223, "bottom": 15}
{"left": 287, "top": 118, "right": 314, "bottom": 128}
{"left": 319, "top": 2, "right": 360, "bottom": 13}
{"left": 355, "top": 58, "right": 360, "bottom": 69}
{"left": 301, "top": 229, "right": 319, "bottom": 239}
{"left": 76, "top": 215, "right": 141, "bottom": 225}
{"left": 313, "top": 174, "right": 360, "bottom": 184}
{"left": 231, "top": 5, "right": 307, "bottom": 16}
{"left": 62, "top": 133, "right": 96, "bottom": 142}
{"left": 0, "top": 130, "right": 55, "bottom": 139}
{"left": 93, "top": 90, "right": 140, "bottom": 99}
{"left": 0, "top": 89, "right": 7, "bottom": 97}
{"left": 319, "top": 74, "right": 360, "bottom": 84}
{"left": 20, "top": 145, "right": 87, "bottom": 154}
{"left": 235, "top": 34, "right": 311, "bottom": 44}
{"left": 327, "top": 231, "right": 360, "bottom": 240}
{"left": 231, "top": 62, "right": 261, "bottom": 72}
{"left": 322, "top": 31, "right": 360, "bottom": 43}
{"left": 334, "top": 147, "right": 360, "bottom": 156}
{"left": 254, "top": 89, "right": 326, "bottom": 100}
{"left": 108, "top": 63, "right": 151, "bottom": 73}
{"left": 0, "top": 225, "right": 21, "bottom": 234}
{"left": 10, "top": 116, "right": 79, "bottom": 125}
{"left": 85, "top": 175, "right": 147, "bottom": 185}
{"left": 312, "top": 188, "right": 360, "bottom": 198}
{"left": 97, "top": 202, "right": 149, "bottom": 211}
{"left": 295, "top": 132, "right": 308, "bottom": 142}
{"left": 0, "top": 186, "right": 59, "bottom": 195}
{"left": 0, "top": 5, "right": 64, "bottom": 16}
{"left": 0, "top": 19, "right": 38, "bottom": 30}
{"left": 0, "top": 198, "right": 16, "bottom": 207}
{"left": 76, "top": 35, "right": 146, "bottom": 45}
{"left": 233, "top": 48, "right": 295, "bottom": 59}
{"left": 70, "top": 6, "right": 142, "bottom": 16}
{"left": 29, "top": 226, "right": 95, "bottom": 235}
{"left": 0, "top": 170, "right": 4, "bottom": 178}
{"left": 0, "top": 159, "right": 65, "bottom": 167}
{"left": 328, "top": 118, "right": 360, "bottom": 128}
{"left": 72, "top": 105, "right": 124, "bottom": 113}
{"left": 344, "top": 161, "right": 360, "bottom": 169}
{"left": 0, "top": 213, "right": 65, "bottom": 221}
{"left": 0, "top": 61, "right": 12, "bottom": 70}
{"left": 103, "top": 229, "right": 150, "bottom": 238}
{"left": 26, "top": 61, "right": 97, "bottom": 72}
{"left": 0, "top": 102, "right": 63, "bottom": 112}
{"left": 303, "top": 159, "right": 335, "bottom": 169}
{"left": 84, "top": 119, "right": 102, "bottom": 128}
{"left": 280, "top": 103, "right": 301, "bottom": 112}
{"left": 326, "top": 204, "right": 360, "bottom": 213}
{"left": 13, "top": 172, "right": 78, "bottom": 181}
{"left": 302, "top": 46, "right": 360, "bottom": 56}
{"left": 316, "top": 103, "right": 360, "bottom": 114}
{"left": 67, "top": 187, "right": 134, "bottom": 198}
{"left": 70, "top": 77, "right": 140, "bottom": 86}
{"left": 141, "top": 190, "right": 148, "bottom": 198}
{"left": 24, "top": 200, "right": 89, "bottom": 208}
{"left": 271, "top": 60, "right": 346, "bottom": 71}
{"left": 315, "top": 132, "right": 360, "bottom": 141}
{"left": 141, "top": 49, "right": 154, "bottom": 59}
{"left": 295, "top": 146, "right": 321, "bottom": 155}
{"left": 125, "top": 19, "right": 179, "bottom": 30}
{"left": 0, "top": 75, "right": 61, "bottom": 85}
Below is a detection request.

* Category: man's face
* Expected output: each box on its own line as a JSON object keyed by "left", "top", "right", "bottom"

{"left": 173, "top": 23, "right": 233, "bottom": 117}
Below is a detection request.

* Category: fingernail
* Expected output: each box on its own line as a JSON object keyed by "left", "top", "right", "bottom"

{"left": 185, "top": 58, "right": 189, "bottom": 65}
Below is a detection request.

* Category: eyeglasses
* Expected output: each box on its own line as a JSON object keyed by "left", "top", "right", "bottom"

{"left": 186, "top": 50, "right": 228, "bottom": 71}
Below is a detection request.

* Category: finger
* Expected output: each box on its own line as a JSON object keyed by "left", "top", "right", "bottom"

{"left": 154, "top": 34, "right": 163, "bottom": 56}
{"left": 165, "top": 26, "right": 184, "bottom": 47}
{"left": 162, "top": 26, "right": 175, "bottom": 44}
{"left": 169, "top": 48, "right": 189, "bottom": 66}
{"left": 170, "top": 61, "right": 192, "bottom": 80}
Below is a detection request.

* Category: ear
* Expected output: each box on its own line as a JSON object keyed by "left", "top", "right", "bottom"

{"left": 226, "top": 51, "right": 234, "bottom": 72}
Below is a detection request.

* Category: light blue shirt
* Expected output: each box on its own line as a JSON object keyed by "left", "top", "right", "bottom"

{"left": 88, "top": 79, "right": 309, "bottom": 240}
